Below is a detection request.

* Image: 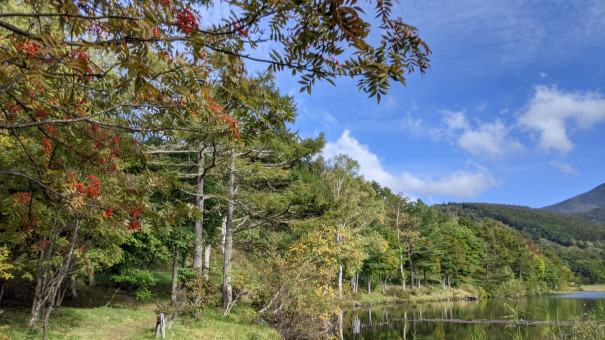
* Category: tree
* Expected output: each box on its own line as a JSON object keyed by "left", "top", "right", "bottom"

{"left": 1, "top": 0, "right": 431, "bottom": 331}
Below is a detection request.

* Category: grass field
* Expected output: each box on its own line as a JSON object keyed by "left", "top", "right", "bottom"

{"left": 0, "top": 272, "right": 278, "bottom": 340}
{"left": 581, "top": 284, "right": 605, "bottom": 291}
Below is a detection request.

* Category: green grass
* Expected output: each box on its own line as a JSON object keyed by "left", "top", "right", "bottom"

{"left": 1, "top": 304, "right": 279, "bottom": 340}
{"left": 581, "top": 284, "right": 605, "bottom": 291}
{"left": 344, "top": 284, "right": 481, "bottom": 306}
{"left": 0, "top": 275, "right": 278, "bottom": 340}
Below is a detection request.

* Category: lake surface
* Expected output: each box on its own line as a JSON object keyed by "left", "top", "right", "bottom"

{"left": 342, "top": 292, "right": 605, "bottom": 339}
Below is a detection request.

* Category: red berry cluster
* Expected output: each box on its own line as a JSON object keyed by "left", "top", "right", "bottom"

{"left": 69, "top": 50, "right": 93, "bottom": 76}
{"left": 34, "top": 108, "right": 48, "bottom": 118}
{"left": 233, "top": 22, "right": 248, "bottom": 37}
{"left": 42, "top": 138, "right": 52, "bottom": 156}
{"left": 39, "top": 240, "right": 51, "bottom": 247}
{"left": 16, "top": 41, "right": 40, "bottom": 58}
{"left": 157, "top": 0, "right": 171, "bottom": 6}
{"left": 12, "top": 192, "right": 31, "bottom": 204}
{"left": 105, "top": 207, "right": 113, "bottom": 218}
{"left": 128, "top": 207, "right": 141, "bottom": 230}
{"left": 152, "top": 27, "right": 162, "bottom": 39}
{"left": 176, "top": 8, "right": 198, "bottom": 34}
{"left": 87, "top": 22, "right": 108, "bottom": 38}
{"left": 222, "top": 115, "right": 237, "bottom": 132}
{"left": 71, "top": 173, "right": 101, "bottom": 196}
{"left": 130, "top": 207, "right": 141, "bottom": 218}
{"left": 85, "top": 175, "right": 101, "bottom": 195}
{"left": 23, "top": 219, "right": 36, "bottom": 230}
{"left": 323, "top": 55, "right": 341, "bottom": 69}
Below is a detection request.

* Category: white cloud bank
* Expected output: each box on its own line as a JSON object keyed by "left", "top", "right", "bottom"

{"left": 433, "top": 111, "right": 524, "bottom": 159}
{"left": 518, "top": 86, "right": 605, "bottom": 154}
{"left": 323, "top": 130, "right": 500, "bottom": 199}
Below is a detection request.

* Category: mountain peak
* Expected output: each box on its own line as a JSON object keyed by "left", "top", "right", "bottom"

{"left": 542, "top": 182, "right": 605, "bottom": 215}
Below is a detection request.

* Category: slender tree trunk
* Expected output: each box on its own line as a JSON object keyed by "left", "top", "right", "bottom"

{"left": 69, "top": 275, "right": 77, "bottom": 299}
{"left": 87, "top": 267, "right": 95, "bottom": 288}
{"left": 367, "top": 276, "right": 372, "bottom": 294}
{"left": 338, "top": 264, "right": 343, "bottom": 299}
{"left": 203, "top": 244, "right": 211, "bottom": 280}
{"left": 171, "top": 245, "right": 179, "bottom": 304}
{"left": 424, "top": 269, "right": 427, "bottom": 286}
{"left": 222, "top": 150, "right": 235, "bottom": 309}
{"left": 400, "top": 252, "right": 406, "bottom": 291}
{"left": 407, "top": 244, "right": 414, "bottom": 289}
{"left": 193, "top": 151, "right": 205, "bottom": 272}
{"left": 220, "top": 215, "right": 227, "bottom": 255}
{"left": 0, "top": 280, "right": 5, "bottom": 304}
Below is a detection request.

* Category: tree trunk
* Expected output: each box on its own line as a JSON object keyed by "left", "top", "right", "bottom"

{"left": 171, "top": 245, "right": 179, "bottom": 304}
{"left": 0, "top": 280, "right": 4, "bottom": 304}
{"left": 367, "top": 276, "right": 372, "bottom": 294}
{"left": 87, "top": 267, "right": 95, "bottom": 288}
{"left": 222, "top": 150, "right": 235, "bottom": 309}
{"left": 338, "top": 264, "right": 343, "bottom": 299}
{"left": 400, "top": 252, "right": 406, "bottom": 291}
{"left": 203, "top": 244, "right": 211, "bottom": 280}
{"left": 69, "top": 275, "right": 77, "bottom": 299}
{"left": 423, "top": 269, "right": 427, "bottom": 286}
{"left": 407, "top": 244, "right": 414, "bottom": 289}
{"left": 193, "top": 151, "right": 205, "bottom": 272}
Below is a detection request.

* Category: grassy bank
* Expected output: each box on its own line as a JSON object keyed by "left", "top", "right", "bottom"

{"left": 0, "top": 275, "right": 278, "bottom": 340}
{"left": 581, "top": 284, "right": 605, "bottom": 291}
{"left": 344, "top": 285, "right": 482, "bottom": 307}
{"left": 1, "top": 304, "right": 278, "bottom": 340}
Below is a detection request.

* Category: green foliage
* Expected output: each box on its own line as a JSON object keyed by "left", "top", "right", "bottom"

{"left": 435, "top": 203, "right": 605, "bottom": 284}
{"left": 184, "top": 275, "right": 222, "bottom": 311}
{"left": 110, "top": 268, "right": 158, "bottom": 300}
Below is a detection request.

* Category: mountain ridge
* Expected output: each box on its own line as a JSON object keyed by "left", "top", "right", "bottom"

{"left": 541, "top": 182, "right": 605, "bottom": 223}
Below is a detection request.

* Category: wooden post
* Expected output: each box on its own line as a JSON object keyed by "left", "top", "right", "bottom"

{"left": 155, "top": 313, "right": 165, "bottom": 338}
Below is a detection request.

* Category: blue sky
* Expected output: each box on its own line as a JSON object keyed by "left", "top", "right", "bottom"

{"left": 267, "top": 0, "right": 605, "bottom": 208}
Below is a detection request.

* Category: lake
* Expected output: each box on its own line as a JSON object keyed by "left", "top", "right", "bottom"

{"left": 342, "top": 292, "right": 605, "bottom": 339}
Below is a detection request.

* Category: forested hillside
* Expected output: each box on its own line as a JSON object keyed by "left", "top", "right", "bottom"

{"left": 434, "top": 203, "right": 605, "bottom": 284}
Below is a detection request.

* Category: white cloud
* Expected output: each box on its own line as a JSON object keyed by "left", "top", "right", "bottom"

{"left": 323, "top": 130, "right": 500, "bottom": 198}
{"left": 518, "top": 86, "right": 605, "bottom": 154}
{"left": 457, "top": 120, "right": 524, "bottom": 158}
{"left": 549, "top": 161, "right": 579, "bottom": 175}
{"left": 540, "top": 72, "right": 548, "bottom": 79}
{"left": 433, "top": 111, "right": 523, "bottom": 159}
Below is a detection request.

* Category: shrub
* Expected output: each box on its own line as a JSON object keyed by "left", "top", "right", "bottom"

{"left": 111, "top": 268, "right": 158, "bottom": 300}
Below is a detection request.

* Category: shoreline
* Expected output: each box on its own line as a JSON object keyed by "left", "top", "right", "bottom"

{"left": 342, "top": 284, "right": 604, "bottom": 309}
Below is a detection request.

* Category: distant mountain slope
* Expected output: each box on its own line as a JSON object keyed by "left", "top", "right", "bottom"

{"left": 542, "top": 183, "right": 605, "bottom": 214}
{"left": 572, "top": 207, "right": 605, "bottom": 224}
{"left": 434, "top": 203, "right": 605, "bottom": 245}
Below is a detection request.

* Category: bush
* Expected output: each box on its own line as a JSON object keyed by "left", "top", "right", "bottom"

{"left": 184, "top": 274, "right": 221, "bottom": 317}
{"left": 385, "top": 286, "right": 411, "bottom": 299}
{"left": 111, "top": 268, "right": 158, "bottom": 300}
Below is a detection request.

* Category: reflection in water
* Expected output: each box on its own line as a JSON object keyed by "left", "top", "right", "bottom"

{"left": 343, "top": 293, "right": 604, "bottom": 340}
